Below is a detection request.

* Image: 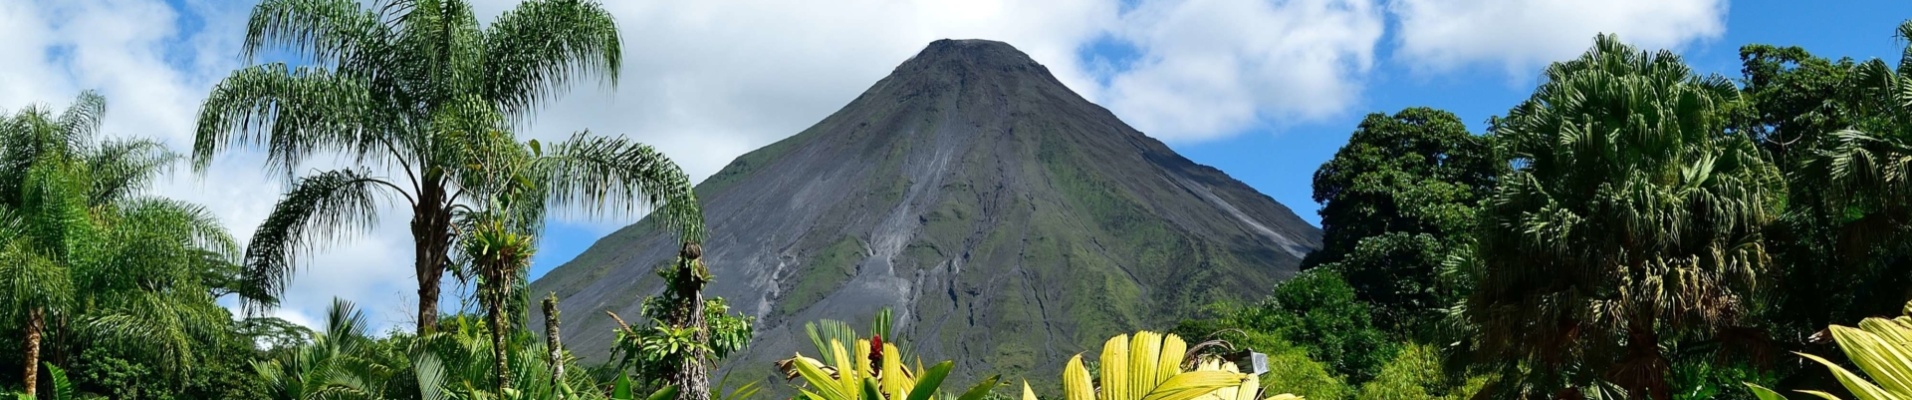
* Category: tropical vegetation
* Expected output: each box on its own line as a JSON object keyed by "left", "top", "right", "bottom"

{"left": 13, "top": 1, "right": 1912, "bottom": 399}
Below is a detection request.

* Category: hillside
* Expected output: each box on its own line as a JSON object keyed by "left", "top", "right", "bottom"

{"left": 528, "top": 39, "right": 1321, "bottom": 385}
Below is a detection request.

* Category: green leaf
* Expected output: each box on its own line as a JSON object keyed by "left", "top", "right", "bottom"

{"left": 647, "top": 385, "right": 681, "bottom": 400}
{"left": 1796, "top": 390, "right": 1845, "bottom": 400}
{"left": 45, "top": 363, "right": 73, "bottom": 400}
{"left": 907, "top": 361, "right": 955, "bottom": 400}
{"left": 613, "top": 375, "right": 635, "bottom": 400}
{"left": 862, "top": 378, "right": 885, "bottom": 400}
{"left": 1745, "top": 383, "right": 1789, "bottom": 400}
{"left": 793, "top": 357, "right": 850, "bottom": 400}
{"left": 1802, "top": 351, "right": 1896, "bottom": 400}
{"left": 954, "top": 375, "right": 1003, "bottom": 400}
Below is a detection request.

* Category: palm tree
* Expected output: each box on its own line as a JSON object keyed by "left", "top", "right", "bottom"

{"left": 0, "top": 91, "right": 253, "bottom": 397}
{"left": 1804, "top": 20, "right": 1912, "bottom": 258}
{"left": 254, "top": 298, "right": 388, "bottom": 400}
{"left": 454, "top": 148, "right": 544, "bottom": 392}
{"left": 194, "top": 0, "right": 703, "bottom": 334}
{"left": 1464, "top": 34, "right": 1783, "bottom": 399}
{"left": 0, "top": 148, "right": 87, "bottom": 399}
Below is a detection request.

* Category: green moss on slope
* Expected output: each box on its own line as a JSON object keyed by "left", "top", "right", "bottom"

{"left": 774, "top": 236, "right": 865, "bottom": 317}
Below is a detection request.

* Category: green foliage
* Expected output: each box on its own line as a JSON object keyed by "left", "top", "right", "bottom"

{"left": 1669, "top": 359, "right": 1771, "bottom": 400}
{"left": 0, "top": 90, "right": 263, "bottom": 398}
{"left": 1261, "top": 271, "right": 1396, "bottom": 384}
{"left": 1307, "top": 107, "right": 1498, "bottom": 327}
{"left": 1751, "top": 20, "right": 1912, "bottom": 344}
{"left": 248, "top": 299, "right": 625, "bottom": 400}
{"left": 608, "top": 295, "right": 754, "bottom": 389}
{"left": 1732, "top": 41, "right": 1912, "bottom": 362}
{"left": 1173, "top": 270, "right": 1392, "bottom": 387}
{"left": 17, "top": 363, "right": 76, "bottom": 400}
{"left": 1466, "top": 33, "right": 1783, "bottom": 398}
{"left": 197, "top": 0, "right": 701, "bottom": 335}
{"left": 1745, "top": 301, "right": 1912, "bottom": 400}
{"left": 1259, "top": 343, "right": 1353, "bottom": 400}
{"left": 1354, "top": 343, "right": 1486, "bottom": 400}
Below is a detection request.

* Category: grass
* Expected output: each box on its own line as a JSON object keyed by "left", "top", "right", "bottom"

{"left": 773, "top": 236, "right": 865, "bottom": 317}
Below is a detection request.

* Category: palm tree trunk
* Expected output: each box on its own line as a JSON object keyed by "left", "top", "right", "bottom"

{"left": 417, "top": 260, "right": 444, "bottom": 333}
{"left": 490, "top": 291, "right": 512, "bottom": 392}
{"left": 1612, "top": 320, "right": 1671, "bottom": 400}
{"left": 544, "top": 294, "right": 565, "bottom": 396}
{"left": 23, "top": 307, "right": 44, "bottom": 398}
{"left": 668, "top": 242, "right": 710, "bottom": 400}
{"left": 413, "top": 184, "right": 452, "bottom": 335}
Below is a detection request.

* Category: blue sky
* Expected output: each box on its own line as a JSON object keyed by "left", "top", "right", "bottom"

{"left": 4, "top": 0, "right": 1908, "bottom": 329}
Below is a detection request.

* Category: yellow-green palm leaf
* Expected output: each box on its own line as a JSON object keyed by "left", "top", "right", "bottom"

{"left": 1192, "top": 359, "right": 1302, "bottom": 400}
{"left": 781, "top": 338, "right": 986, "bottom": 400}
{"left": 1754, "top": 302, "right": 1912, "bottom": 400}
{"left": 1063, "top": 332, "right": 1248, "bottom": 400}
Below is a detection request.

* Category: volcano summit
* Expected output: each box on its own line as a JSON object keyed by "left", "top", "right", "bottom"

{"left": 529, "top": 39, "right": 1321, "bottom": 383}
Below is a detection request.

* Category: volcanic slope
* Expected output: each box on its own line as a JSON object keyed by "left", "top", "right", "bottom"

{"left": 529, "top": 39, "right": 1321, "bottom": 383}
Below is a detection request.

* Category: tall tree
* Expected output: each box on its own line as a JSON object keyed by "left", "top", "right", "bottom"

{"left": 451, "top": 135, "right": 545, "bottom": 392}
{"left": 1798, "top": 20, "right": 1912, "bottom": 305}
{"left": 1307, "top": 107, "right": 1497, "bottom": 327}
{"left": 194, "top": 0, "right": 703, "bottom": 334}
{"left": 1733, "top": 41, "right": 1912, "bottom": 352}
{"left": 1465, "top": 34, "right": 1782, "bottom": 399}
{"left": 1, "top": 91, "right": 254, "bottom": 397}
{"left": 0, "top": 130, "right": 89, "bottom": 399}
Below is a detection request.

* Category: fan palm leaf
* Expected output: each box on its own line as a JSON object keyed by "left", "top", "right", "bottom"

{"left": 1465, "top": 34, "right": 1782, "bottom": 399}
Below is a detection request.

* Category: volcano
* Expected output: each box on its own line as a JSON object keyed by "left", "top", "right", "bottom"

{"left": 528, "top": 39, "right": 1320, "bottom": 386}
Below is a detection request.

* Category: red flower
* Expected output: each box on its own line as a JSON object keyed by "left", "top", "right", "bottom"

{"left": 870, "top": 334, "right": 885, "bottom": 371}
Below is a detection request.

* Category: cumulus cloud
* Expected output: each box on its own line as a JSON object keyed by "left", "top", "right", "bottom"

{"left": 1100, "top": 0, "right": 1384, "bottom": 141}
{"left": 1389, "top": 0, "right": 1728, "bottom": 75}
{"left": 467, "top": 0, "right": 1122, "bottom": 188}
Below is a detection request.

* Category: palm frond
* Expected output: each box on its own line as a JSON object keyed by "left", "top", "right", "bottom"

{"left": 0, "top": 244, "right": 71, "bottom": 318}
{"left": 85, "top": 138, "right": 180, "bottom": 207}
{"left": 536, "top": 133, "right": 703, "bottom": 240}
{"left": 194, "top": 63, "right": 382, "bottom": 177}
{"left": 54, "top": 90, "right": 105, "bottom": 147}
{"left": 1468, "top": 33, "right": 1782, "bottom": 396}
{"left": 84, "top": 290, "right": 229, "bottom": 382}
{"left": 242, "top": 168, "right": 404, "bottom": 311}
{"left": 481, "top": 0, "right": 622, "bottom": 117}
{"left": 390, "top": 0, "right": 485, "bottom": 108}
{"left": 118, "top": 197, "right": 242, "bottom": 261}
{"left": 242, "top": 0, "right": 390, "bottom": 66}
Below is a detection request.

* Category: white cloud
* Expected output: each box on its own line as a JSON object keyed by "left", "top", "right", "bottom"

{"left": 1390, "top": 0, "right": 1728, "bottom": 75}
{"left": 477, "top": 0, "right": 1122, "bottom": 185}
{"left": 1100, "top": 0, "right": 1385, "bottom": 141}
{"left": 488, "top": 0, "right": 1389, "bottom": 224}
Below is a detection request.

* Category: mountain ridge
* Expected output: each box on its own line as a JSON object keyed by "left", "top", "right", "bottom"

{"left": 529, "top": 38, "right": 1320, "bottom": 387}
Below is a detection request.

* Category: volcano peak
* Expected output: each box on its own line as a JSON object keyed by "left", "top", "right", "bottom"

{"left": 894, "top": 38, "right": 1053, "bottom": 77}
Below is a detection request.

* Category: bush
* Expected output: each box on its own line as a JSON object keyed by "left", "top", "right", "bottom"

{"left": 1356, "top": 343, "right": 1485, "bottom": 400}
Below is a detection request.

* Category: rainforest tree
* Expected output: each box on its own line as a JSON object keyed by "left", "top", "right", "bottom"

{"left": 1464, "top": 34, "right": 1782, "bottom": 399}
{"left": 1, "top": 91, "right": 260, "bottom": 397}
{"left": 1793, "top": 20, "right": 1912, "bottom": 321}
{"left": 1307, "top": 107, "right": 1497, "bottom": 328}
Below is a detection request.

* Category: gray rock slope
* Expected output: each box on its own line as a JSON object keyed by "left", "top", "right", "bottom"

{"left": 528, "top": 38, "right": 1321, "bottom": 387}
